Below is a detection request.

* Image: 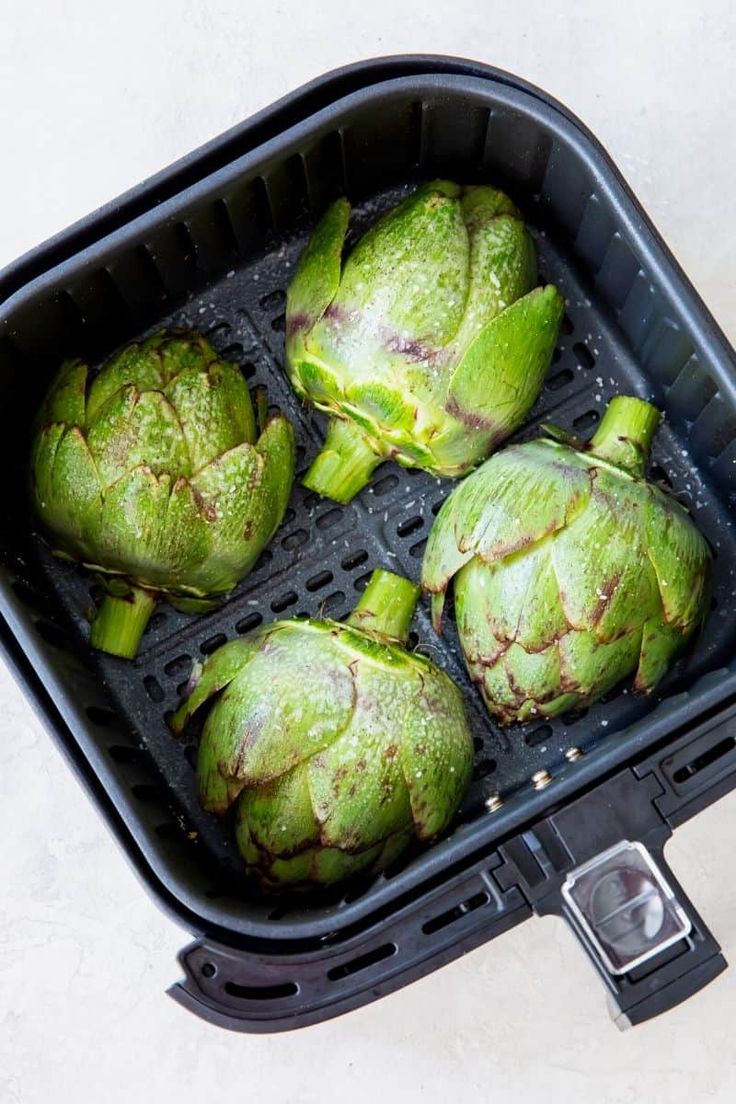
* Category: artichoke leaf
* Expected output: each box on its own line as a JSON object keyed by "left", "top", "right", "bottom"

{"left": 635, "top": 616, "right": 688, "bottom": 691}
{"left": 645, "top": 486, "right": 711, "bottom": 627}
{"left": 170, "top": 637, "right": 259, "bottom": 735}
{"left": 237, "top": 765, "right": 320, "bottom": 858}
{"left": 465, "top": 440, "right": 590, "bottom": 564}
{"left": 308, "top": 663, "right": 417, "bottom": 851}
{"left": 86, "top": 341, "right": 167, "bottom": 423}
{"left": 254, "top": 413, "right": 297, "bottom": 539}
{"left": 33, "top": 425, "right": 103, "bottom": 554}
{"left": 184, "top": 441, "right": 265, "bottom": 592}
{"left": 558, "top": 627, "right": 643, "bottom": 702}
{"left": 88, "top": 465, "right": 172, "bottom": 581}
{"left": 86, "top": 385, "right": 191, "bottom": 487}
{"left": 551, "top": 473, "right": 655, "bottom": 634}
{"left": 447, "top": 213, "right": 537, "bottom": 359}
{"left": 400, "top": 671, "right": 473, "bottom": 839}
{"left": 165, "top": 359, "right": 256, "bottom": 470}
{"left": 286, "top": 197, "right": 350, "bottom": 351}
{"left": 446, "top": 284, "right": 564, "bottom": 434}
{"left": 206, "top": 627, "right": 356, "bottom": 786}
{"left": 38, "top": 358, "right": 88, "bottom": 427}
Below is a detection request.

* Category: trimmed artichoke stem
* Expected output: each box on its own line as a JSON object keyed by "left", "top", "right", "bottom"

{"left": 588, "top": 395, "right": 661, "bottom": 477}
{"left": 303, "top": 417, "right": 381, "bottom": 504}
{"left": 345, "top": 569, "right": 420, "bottom": 644}
{"left": 89, "top": 585, "right": 157, "bottom": 659}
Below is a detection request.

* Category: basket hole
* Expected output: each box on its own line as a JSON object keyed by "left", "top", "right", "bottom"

{"left": 572, "top": 410, "right": 600, "bottom": 432}
{"left": 86, "top": 706, "right": 118, "bottom": 727}
{"left": 397, "top": 515, "right": 423, "bottom": 538}
{"left": 472, "top": 736, "right": 485, "bottom": 753}
{"left": 164, "top": 654, "right": 192, "bottom": 678}
{"left": 306, "top": 570, "right": 333, "bottom": 592}
{"left": 11, "top": 579, "right": 42, "bottom": 607}
{"left": 672, "top": 735, "right": 736, "bottom": 784}
{"left": 206, "top": 321, "right": 231, "bottom": 339}
{"left": 35, "top": 619, "right": 71, "bottom": 649}
{"left": 282, "top": 528, "right": 308, "bottom": 551}
{"left": 108, "top": 744, "right": 143, "bottom": 763}
{"left": 220, "top": 343, "right": 244, "bottom": 362}
{"left": 573, "top": 342, "right": 595, "bottom": 369}
{"left": 242, "top": 361, "right": 257, "bottom": 380}
{"left": 148, "top": 611, "right": 168, "bottom": 631}
{"left": 551, "top": 347, "right": 563, "bottom": 364}
{"left": 409, "top": 538, "right": 428, "bottom": 559}
{"left": 547, "top": 367, "right": 574, "bottom": 392}
{"left": 131, "top": 783, "right": 166, "bottom": 804}
{"left": 235, "top": 611, "right": 262, "bottom": 634}
{"left": 254, "top": 549, "right": 273, "bottom": 571}
{"left": 271, "top": 590, "right": 298, "bottom": 613}
{"left": 704, "top": 535, "right": 719, "bottom": 561}
{"left": 472, "top": 757, "right": 497, "bottom": 780}
{"left": 327, "top": 943, "right": 397, "bottom": 982}
{"left": 353, "top": 571, "right": 372, "bottom": 592}
{"left": 561, "top": 707, "right": 589, "bottom": 726}
{"left": 372, "top": 474, "right": 398, "bottom": 496}
{"left": 525, "top": 724, "right": 553, "bottom": 748}
{"left": 422, "top": 891, "right": 490, "bottom": 935}
{"left": 270, "top": 313, "right": 286, "bottom": 333}
{"left": 321, "top": 591, "right": 345, "bottom": 616}
{"left": 183, "top": 745, "right": 198, "bottom": 769}
{"left": 431, "top": 498, "right": 446, "bottom": 516}
{"left": 267, "top": 904, "right": 291, "bottom": 921}
{"left": 649, "top": 462, "right": 673, "bottom": 488}
{"left": 224, "top": 980, "right": 298, "bottom": 1001}
{"left": 143, "top": 675, "right": 165, "bottom": 703}
{"left": 201, "top": 633, "right": 227, "bottom": 655}
{"left": 561, "top": 313, "right": 575, "bottom": 335}
{"left": 316, "top": 507, "right": 342, "bottom": 531}
{"left": 341, "top": 548, "right": 368, "bottom": 571}
{"left": 259, "top": 289, "right": 286, "bottom": 312}
{"left": 340, "top": 874, "right": 376, "bottom": 904}
{"left": 201, "top": 962, "right": 217, "bottom": 978}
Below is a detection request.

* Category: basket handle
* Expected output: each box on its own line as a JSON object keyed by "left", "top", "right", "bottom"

{"left": 539, "top": 841, "right": 726, "bottom": 1028}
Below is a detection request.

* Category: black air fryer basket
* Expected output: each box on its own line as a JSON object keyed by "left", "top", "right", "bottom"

{"left": 3, "top": 56, "right": 736, "bottom": 1032}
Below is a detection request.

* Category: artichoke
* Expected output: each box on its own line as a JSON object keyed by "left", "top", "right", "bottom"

{"left": 422, "top": 396, "right": 711, "bottom": 723}
{"left": 171, "top": 569, "right": 473, "bottom": 890}
{"left": 285, "top": 180, "right": 564, "bottom": 503}
{"left": 30, "top": 331, "right": 295, "bottom": 659}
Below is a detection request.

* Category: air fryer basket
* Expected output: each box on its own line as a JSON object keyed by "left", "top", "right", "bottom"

{"left": 3, "top": 57, "right": 736, "bottom": 1031}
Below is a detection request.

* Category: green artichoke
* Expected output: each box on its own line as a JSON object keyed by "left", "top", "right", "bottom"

{"left": 30, "top": 331, "right": 295, "bottom": 659}
{"left": 422, "top": 396, "right": 711, "bottom": 724}
{"left": 285, "top": 180, "right": 564, "bottom": 503}
{"left": 171, "top": 569, "right": 473, "bottom": 891}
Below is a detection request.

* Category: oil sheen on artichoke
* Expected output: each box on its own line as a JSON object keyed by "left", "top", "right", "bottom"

{"left": 422, "top": 396, "right": 711, "bottom": 723}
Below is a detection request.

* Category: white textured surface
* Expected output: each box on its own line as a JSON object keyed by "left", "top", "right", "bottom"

{"left": 2, "top": 3, "right": 736, "bottom": 1101}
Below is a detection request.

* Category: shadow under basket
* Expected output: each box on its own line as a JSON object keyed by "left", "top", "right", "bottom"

{"left": 3, "top": 56, "right": 736, "bottom": 1032}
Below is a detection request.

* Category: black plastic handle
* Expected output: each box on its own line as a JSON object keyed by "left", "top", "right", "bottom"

{"left": 550, "top": 844, "right": 726, "bottom": 1028}
{"left": 496, "top": 761, "right": 730, "bottom": 1027}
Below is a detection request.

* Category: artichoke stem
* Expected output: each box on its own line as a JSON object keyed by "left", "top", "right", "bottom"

{"left": 303, "top": 417, "right": 381, "bottom": 504}
{"left": 588, "top": 395, "right": 661, "bottom": 476}
{"left": 346, "top": 569, "right": 420, "bottom": 643}
{"left": 89, "top": 585, "right": 157, "bottom": 659}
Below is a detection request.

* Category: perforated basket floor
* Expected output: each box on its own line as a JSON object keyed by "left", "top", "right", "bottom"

{"left": 2, "top": 66, "right": 736, "bottom": 946}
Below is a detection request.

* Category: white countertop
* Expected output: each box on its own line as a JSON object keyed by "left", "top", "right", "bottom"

{"left": 2, "top": 4, "right": 736, "bottom": 1101}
